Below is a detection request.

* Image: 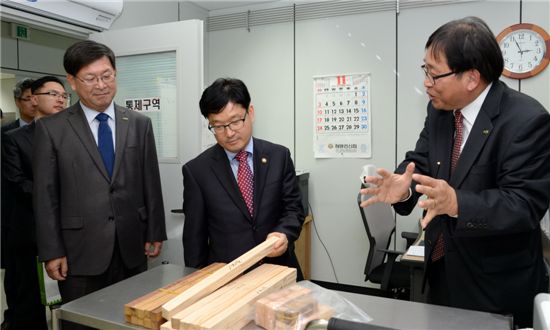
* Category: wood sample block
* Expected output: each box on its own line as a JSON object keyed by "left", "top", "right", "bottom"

{"left": 162, "top": 236, "right": 280, "bottom": 320}
{"left": 255, "top": 284, "right": 335, "bottom": 330}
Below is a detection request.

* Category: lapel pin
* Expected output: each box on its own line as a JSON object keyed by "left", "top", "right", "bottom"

{"left": 261, "top": 157, "right": 267, "bottom": 164}
{"left": 122, "top": 117, "right": 129, "bottom": 121}
{"left": 482, "top": 129, "right": 489, "bottom": 135}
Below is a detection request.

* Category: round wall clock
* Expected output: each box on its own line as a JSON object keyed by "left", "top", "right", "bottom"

{"left": 496, "top": 23, "right": 550, "bottom": 79}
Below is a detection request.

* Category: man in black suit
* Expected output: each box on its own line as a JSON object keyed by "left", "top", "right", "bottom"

{"left": 182, "top": 78, "right": 304, "bottom": 277}
{"left": 361, "top": 17, "right": 550, "bottom": 327}
{"left": 2, "top": 76, "right": 67, "bottom": 329}
{"left": 33, "top": 41, "right": 167, "bottom": 330}
{"left": 1, "top": 78, "right": 36, "bottom": 329}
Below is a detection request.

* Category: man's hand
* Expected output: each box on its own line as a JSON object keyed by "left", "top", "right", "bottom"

{"left": 266, "top": 232, "right": 288, "bottom": 258}
{"left": 145, "top": 241, "right": 163, "bottom": 257}
{"left": 413, "top": 173, "right": 458, "bottom": 228}
{"left": 360, "top": 162, "right": 415, "bottom": 207}
{"left": 46, "top": 257, "right": 68, "bottom": 281}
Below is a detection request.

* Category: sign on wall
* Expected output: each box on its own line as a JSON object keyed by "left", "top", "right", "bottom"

{"left": 313, "top": 73, "right": 371, "bottom": 158}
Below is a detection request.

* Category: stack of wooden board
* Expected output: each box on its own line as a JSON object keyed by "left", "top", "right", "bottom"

{"left": 164, "top": 264, "right": 296, "bottom": 329}
{"left": 127, "top": 237, "right": 298, "bottom": 329}
{"left": 124, "top": 263, "right": 225, "bottom": 329}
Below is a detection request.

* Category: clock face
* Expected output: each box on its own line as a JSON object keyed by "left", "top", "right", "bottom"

{"left": 496, "top": 23, "right": 550, "bottom": 79}
{"left": 500, "top": 29, "right": 546, "bottom": 73}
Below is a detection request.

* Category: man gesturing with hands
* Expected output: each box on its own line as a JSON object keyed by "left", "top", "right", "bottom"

{"left": 360, "top": 17, "right": 550, "bottom": 328}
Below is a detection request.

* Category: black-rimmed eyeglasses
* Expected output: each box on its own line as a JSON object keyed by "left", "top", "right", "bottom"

{"left": 208, "top": 112, "right": 248, "bottom": 135}
{"left": 421, "top": 64, "right": 456, "bottom": 85}
{"left": 34, "top": 91, "right": 69, "bottom": 100}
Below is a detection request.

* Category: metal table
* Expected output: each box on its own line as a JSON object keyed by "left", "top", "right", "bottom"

{"left": 54, "top": 264, "right": 512, "bottom": 329}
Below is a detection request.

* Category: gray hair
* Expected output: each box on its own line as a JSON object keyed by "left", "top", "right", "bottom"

{"left": 13, "top": 78, "right": 34, "bottom": 99}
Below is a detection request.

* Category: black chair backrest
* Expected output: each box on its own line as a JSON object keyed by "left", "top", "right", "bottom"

{"left": 357, "top": 192, "right": 396, "bottom": 278}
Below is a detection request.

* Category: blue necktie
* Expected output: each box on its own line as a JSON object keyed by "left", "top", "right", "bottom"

{"left": 96, "top": 113, "right": 114, "bottom": 177}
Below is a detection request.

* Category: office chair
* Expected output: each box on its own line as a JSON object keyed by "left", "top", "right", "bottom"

{"left": 357, "top": 192, "right": 415, "bottom": 298}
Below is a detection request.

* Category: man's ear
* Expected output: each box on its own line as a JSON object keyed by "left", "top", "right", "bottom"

{"left": 31, "top": 95, "right": 38, "bottom": 107}
{"left": 248, "top": 104, "right": 255, "bottom": 123}
{"left": 465, "top": 69, "right": 482, "bottom": 91}
{"left": 67, "top": 74, "right": 77, "bottom": 92}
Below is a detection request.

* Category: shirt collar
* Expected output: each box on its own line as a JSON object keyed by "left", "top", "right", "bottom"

{"left": 225, "top": 138, "right": 254, "bottom": 160}
{"left": 458, "top": 82, "right": 492, "bottom": 127}
{"left": 81, "top": 101, "right": 116, "bottom": 124}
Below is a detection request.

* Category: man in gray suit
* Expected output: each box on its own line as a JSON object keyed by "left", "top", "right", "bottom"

{"left": 33, "top": 41, "right": 166, "bottom": 330}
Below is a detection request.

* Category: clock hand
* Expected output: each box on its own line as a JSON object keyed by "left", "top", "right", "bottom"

{"left": 515, "top": 40, "right": 522, "bottom": 52}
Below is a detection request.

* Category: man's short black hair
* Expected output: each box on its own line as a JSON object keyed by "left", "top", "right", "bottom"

{"left": 31, "top": 76, "right": 64, "bottom": 94}
{"left": 426, "top": 16, "right": 504, "bottom": 83}
{"left": 64, "top": 40, "right": 116, "bottom": 76}
{"left": 199, "top": 78, "right": 251, "bottom": 118}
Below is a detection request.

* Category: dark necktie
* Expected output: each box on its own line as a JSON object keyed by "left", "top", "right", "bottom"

{"left": 235, "top": 150, "right": 254, "bottom": 216}
{"left": 451, "top": 109, "right": 463, "bottom": 172}
{"left": 96, "top": 113, "right": 114, "bottom": 178}
{"left": 432, "top": 110, "right": 463, "bottom": 262}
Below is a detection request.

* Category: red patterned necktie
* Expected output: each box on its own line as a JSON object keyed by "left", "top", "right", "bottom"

{"left": 432, "top": 110, "right": 463, "bottom": 262}
{"left": 451, "top": 109, "right": 463, "bottom": 172}
{"left": 235, "top": 150, "right": 254, "bottom": 216}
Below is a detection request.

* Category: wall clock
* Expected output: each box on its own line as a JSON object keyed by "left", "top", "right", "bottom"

{"left": 496, "top": 23, "right": 550, "bottom": 79}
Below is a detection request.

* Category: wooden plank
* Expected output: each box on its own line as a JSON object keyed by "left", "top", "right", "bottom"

{"left": 173, "top": 264, "right": 285, "bottom": 329}
{"left": 201, "top": 267, "right": 297, "bottom": 330}
{"left": 124, "top": 263, "right": 224, "bottom": 329}
{"left": 160, "top": 320, "right": 175, "bottom": 330}
{"left": 162, "top": 236, "right": 279, "bottom": 320}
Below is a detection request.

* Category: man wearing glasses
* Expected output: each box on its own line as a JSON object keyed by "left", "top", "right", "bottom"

{"left": 1, "top": 78, "right": 35, "bottom": 330}
{"left": 360, "top": 17, "right": 550, "bottom": 328}
{"left": 2, "top": 76, "right": 66, "bottom": 329}
{"left": 182, "top": 78, "right": 304, "bottom": 279}
{"left": 33, "top": 41, "right": 166, "bottom": 330}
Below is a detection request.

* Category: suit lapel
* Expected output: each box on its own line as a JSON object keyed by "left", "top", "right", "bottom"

{"left": 433, "top": 111, "right": 454, "bottom": 181}
{"left": 253, "top": 138, "right": 269, "bottom": 220}
{"left": 210, "top": 145, "right": 252, "bottom": 221}
{"left": 22, "top": 121, "right": 35, "bottom": 147}
{"left": 112, "top": 105, "right": 129, "bottom": 180}
{"left": 450, "top": 83, "right": 501, "bottom": 187}
{"left": 66, "top": 103, "right": 110, "bottom": 181}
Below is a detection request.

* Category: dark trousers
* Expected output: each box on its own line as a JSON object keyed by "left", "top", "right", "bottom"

{"left": 3, "top": 231, "right": 47, "bottom": 330}
{"left": 426, "top": 257, "right": 450, "bottom": 307}
{"left": 2, "top": 226, "right": 15, "bottom": 327}
{"left": 58, "top": 241, "right": 146, "bottom": 330}
{"left": 427, "top": 257, "right": 537, "bottom": 328}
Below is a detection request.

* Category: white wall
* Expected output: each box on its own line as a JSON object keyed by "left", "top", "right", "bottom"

{"left": 0, "top": 77, "right": 17, "bottom": 115}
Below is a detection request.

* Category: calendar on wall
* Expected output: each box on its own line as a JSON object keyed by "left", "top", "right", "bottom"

{"left": 313, "top": 73, "right": 371, "bottom": 158}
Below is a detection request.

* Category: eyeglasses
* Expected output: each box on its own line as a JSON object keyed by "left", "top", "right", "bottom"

{"left": 208, "top": 112, "right": 248, "bottom": 135}
{"left": 421, "top": 64, "right": 456, "bottom": 85}
{"left": 34, "top": 91, "right": 69, "bottom": 100}
{"left": 76, "top": 71, "right": 116, "bottom": 86}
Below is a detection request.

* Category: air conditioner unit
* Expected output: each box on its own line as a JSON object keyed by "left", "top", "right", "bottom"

{"left": 1, "top": 0, "right": 123, "bottom": 38}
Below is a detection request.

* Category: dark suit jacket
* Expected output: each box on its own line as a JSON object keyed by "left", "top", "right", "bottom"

{"left": 182, "top": 138, "right": 304, "bottom": 269}
{"left": 394, "top": 81, "right": 550, "bottom": 323}
{"left": 1, "top": 119, "right": 21, "bottom": 267}
{"left": 2, "top": 122, "right": 36, "bottom": 253}
{"left": 33, "top": 103, "right": 167, "bottom": 276}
